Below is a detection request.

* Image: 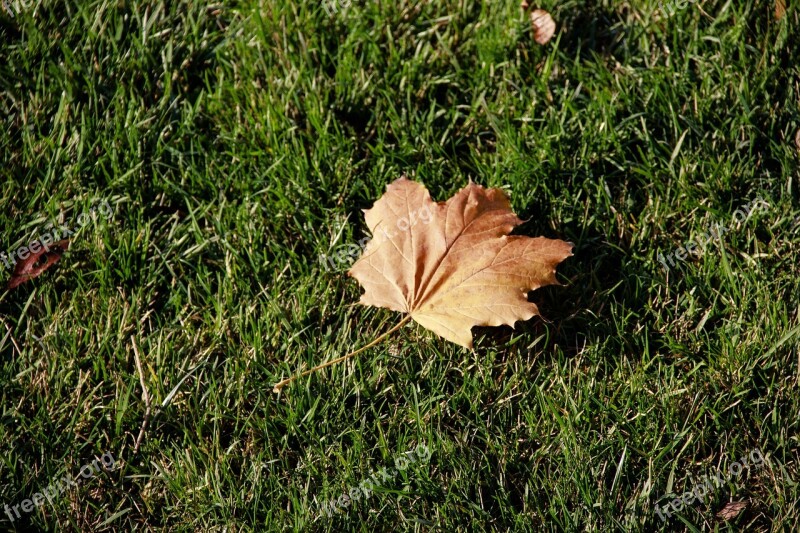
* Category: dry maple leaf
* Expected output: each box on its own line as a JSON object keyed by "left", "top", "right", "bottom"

{"left": 272, "top": 178, "right": 572, "bottom": 393}
{"left": 348, "top": 177, "right": 573, "bottom": 348}
{"left": 6, "top": 239, "right": 70, "bottom": 290}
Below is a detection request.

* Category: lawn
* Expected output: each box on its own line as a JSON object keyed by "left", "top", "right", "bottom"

{"left": 0, "top": 0, "right": 799, "bottom": 531}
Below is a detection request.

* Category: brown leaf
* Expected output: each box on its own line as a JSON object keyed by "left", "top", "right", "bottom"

{"left": 716, "top": 501, "right": 747, "bottom": 521}
{"left": 530, "top": 9, "right": 556, "bottom": 45}
{"left": 775, "top": 0, "right": 786, "bottom": 20}
{"left": 6, "top": 239, "right": 70, "bottom": 290}
{"left": 348, "top": 178, "right": 573, "bottom": 348}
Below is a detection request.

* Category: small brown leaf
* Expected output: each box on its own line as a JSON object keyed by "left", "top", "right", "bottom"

{"left": 795, "top": 129, "right": 800, "bottom": 152}
{"left": 530, "top": 9, "right": 556, "bottom": 45}
{"left": 775, "top": 0, "right": 786, "bottom": 20}
{"left": 6, "top": 239, "right": 70, "bottom": 290}
{"left": 716, "top": 501, "right": 747, "bottom": 521}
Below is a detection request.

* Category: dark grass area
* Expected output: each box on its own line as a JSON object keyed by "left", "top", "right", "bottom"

{"left": 1, "top": 0, "right": 799, "bottom": 531}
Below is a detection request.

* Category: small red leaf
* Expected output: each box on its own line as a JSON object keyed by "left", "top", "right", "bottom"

{"left": 6, "top": 239, "right": 70, "bottom": 290}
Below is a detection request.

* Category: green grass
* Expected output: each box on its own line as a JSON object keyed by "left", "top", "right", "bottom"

{"left": 1, "top": 0, "right": 799, "bottom": 530}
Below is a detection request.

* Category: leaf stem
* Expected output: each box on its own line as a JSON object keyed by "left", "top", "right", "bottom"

{"left": 272, "top": 315, "right": 412, "bottom": 393}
